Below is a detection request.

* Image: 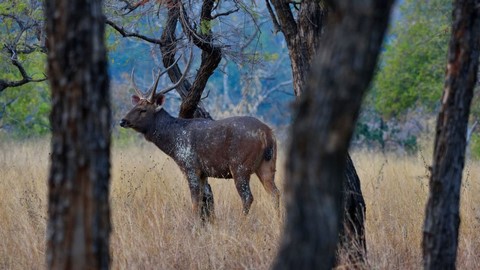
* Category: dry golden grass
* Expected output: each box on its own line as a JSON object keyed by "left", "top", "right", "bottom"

{"left": 1, "top": 139, "right": 479, "bottom": 269}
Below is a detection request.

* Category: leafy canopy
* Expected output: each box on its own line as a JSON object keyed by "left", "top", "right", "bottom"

{"left": 370, "top": 0, "right": 451, "bottom": 118}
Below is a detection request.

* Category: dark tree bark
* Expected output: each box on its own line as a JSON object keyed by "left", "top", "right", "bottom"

{"left": 422, "top": 1, "right": 480, "bottom": 269}
{"left": 341, "top": 154, "right": 367, "bottom": 262}
{"left": 267, "top": 0, "right": 367, "bottom": 261}
{"left": 272, "top": 1, "right": 394, "bottom": 269}
{"left": 45, "top": 0, "right": 111, "bottom": 268}
{"left": 158, "top": 1, "right": 221, "bottom": 119}
{"left": 267, "top": 0, "right": 325, "bottom": 97}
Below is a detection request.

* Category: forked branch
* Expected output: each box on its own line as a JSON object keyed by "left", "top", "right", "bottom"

{"left": 0, "top": 13, "right": 47, "bottom": 92}
{"left": 0, "top": 45, "right": 47, "bottom": 92}
{"left": 106, "top": 19, "right": 164, "bottom": 45}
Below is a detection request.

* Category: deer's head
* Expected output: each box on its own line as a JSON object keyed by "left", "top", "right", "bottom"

{"left": 120, "top": 51, "right": 193, "bottom": 133}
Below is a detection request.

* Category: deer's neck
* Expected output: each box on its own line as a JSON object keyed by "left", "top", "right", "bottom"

{"left": 144, "top": 109, "right": 188, "bottom": 157}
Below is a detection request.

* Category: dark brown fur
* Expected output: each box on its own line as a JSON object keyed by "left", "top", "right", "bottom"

{"left": 121, "top": 94, "right": 280, "bottom": 217}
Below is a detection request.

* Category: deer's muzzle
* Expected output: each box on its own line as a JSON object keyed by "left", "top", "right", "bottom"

{"left": 119, "top": 119, "right": 129, "bottom": 128}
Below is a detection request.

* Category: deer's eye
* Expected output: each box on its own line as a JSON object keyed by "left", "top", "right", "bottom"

{"left": 139, "top": 109, "right": 147, "bottom": 114}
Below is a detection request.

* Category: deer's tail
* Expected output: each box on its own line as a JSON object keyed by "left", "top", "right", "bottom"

{"left": 263, "top": 133, "right": 276, "bottom": 161}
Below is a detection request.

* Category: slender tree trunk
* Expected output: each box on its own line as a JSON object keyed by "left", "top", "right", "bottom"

{"left": 272, "top": 1, "right": 394, "bottom": 269}
{"left": 267, "top": 0, "right": 367, "bottom": 261}
{"left": 269, "top": 0, "right": 325, "bottom": 97}
{"left": 45, "top": 0, "right": 111, "bottom": 269}
{"left": 422, "top": 1, "right": 480, "bottom": 269}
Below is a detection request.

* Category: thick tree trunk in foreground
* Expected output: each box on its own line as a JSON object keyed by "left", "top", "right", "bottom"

{"left": 267, "top": 0, "right": 367, "bottom": 261}
{"left": 272, "top": 1, "right": 394, "bottom": 269}
{"left": 45, "top": 0, "right": 111, "bottom": 268}
{"left": 422, "top": 1, "right": 480, "bottom": 269}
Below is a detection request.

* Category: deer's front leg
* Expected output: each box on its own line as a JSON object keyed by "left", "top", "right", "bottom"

{"left": 201, "top": 176, "right": 215, "bottom": 222}
{"left": 186, "top": 170, "right": 205, "bottom": 219}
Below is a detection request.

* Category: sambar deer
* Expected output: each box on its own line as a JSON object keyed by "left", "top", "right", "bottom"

{"left": 120, "top": 54, "right": 280, "bottom": 220}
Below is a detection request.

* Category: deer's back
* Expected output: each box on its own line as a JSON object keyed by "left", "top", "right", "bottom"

{"left": 184, "top": 116, "right": 275, "bottom": 178}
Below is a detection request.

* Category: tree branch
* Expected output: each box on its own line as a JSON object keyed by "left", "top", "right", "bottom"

{"left": 105, "top": 19, "right": 165, "bottom": 45}
{"left": 118, "top": 0, "right": 149, "bottom": 15}
{"left": 211, "top": 7, "right": 240, "bottom": 20}
{"left": 0, "top": 45, "right": 47, "bottom": 92}
{"left": 178, "top": 3, "right": 224, "bottom": 52}
{"left": 158, "top": 3, "right": 212, "bottom": 119}
{"left": 265, "top": 0, "right": 281, "bottom": 33}
{"left": 0, "top": 11, "right": 46, "bottom": 93}
{"left": 269, "top": 0, "right": 298, "bottom": 39}
{"left": 178, "top": 0, "right": 222, "bottom": 119}
{"left": 16, "top": 44, "right": 47, "bottom": 54}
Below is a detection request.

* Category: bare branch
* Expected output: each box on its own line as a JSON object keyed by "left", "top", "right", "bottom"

{"left": 0, "top": 45, "right": 47, "bottom": 93}
{"left": 119, "top": 0, "right": 149, "bottom": 15}
{"left": 211, "top": 7, "right": 240, "bottom": 20}
{"left": 178, "top": 3, "right": 224, "bottom": 52}
{"left": 201, "top": 89, "right": 210, "bottom": 100}
{"left": 0, "top": 77, "right": 47, "bottom": 93}
{"left": 265, "top": 0, "right": 281, "bottom": 33}
{"left": 0, "top": 13, "right": 25, "bottom": 29}
{"left": 105, "top": 19, "right": 164, "bottom": 45}
{"left": 16, "top": 44, "right": 47, "bottom": 54}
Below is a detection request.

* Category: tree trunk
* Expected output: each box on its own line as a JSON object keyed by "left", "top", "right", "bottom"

{"left": 272, "top": 1, "right": 394, "bottom": 269}
{"left": 269, "top": 0, "right": 325, "bottom": 97}
{"left": 341, "top": 154, "right": 367, "bottom": 262}
{"left": 45, "top": 0, "right": 111, "bottom": 268}
{"left": 422, "top": 1, "right": 480, "bottom": 269}
{"left": 267, "top": 0, "right": 367, "bottom": 261}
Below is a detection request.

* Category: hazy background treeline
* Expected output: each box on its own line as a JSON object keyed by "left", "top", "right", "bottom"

{"left": 2, "top": 0, "right": 479, "bottom": 157}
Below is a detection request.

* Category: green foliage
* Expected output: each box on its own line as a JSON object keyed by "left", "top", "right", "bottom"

{"left": 355, "top": 121, "right": 385, "bottom": 148}
{"left": 112, "top": 126, "right": 141, "bottom": 147}
{"left": 0, "top": 0, "right": 48, "bottom": 138}
{"left": 263, "top": 52, "right": 279, "bottom": 61}
{"left": 353, "top": 109, "right": 420, "bottom": 154}
{"left": 0, "top": 49, "right": 48, "bottom": 138}
{"left": 0, "top": 81, "right": 50, "bottom": 138}
{"left": 199, "top": 19, "right": 213, "bottom": 35}
{"left": 469, "top": 133, "right": 480, "bottom": 160}
{"left": 370, "top": 0, "right": 451, "bottom": 118}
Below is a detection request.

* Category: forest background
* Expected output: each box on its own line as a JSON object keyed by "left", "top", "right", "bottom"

{"left": 1, "top": 0, "right": 475, "bottom": 158}
{"left": 2, "top": 1, "right": 480, "bottom": 269}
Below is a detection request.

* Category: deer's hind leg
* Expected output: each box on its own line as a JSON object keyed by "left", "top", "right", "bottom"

{"left": 255, "top": 160, "right": 280, "bottom": 211}
{"left": 232, "top": 170, "right": 254, "bottom": 215}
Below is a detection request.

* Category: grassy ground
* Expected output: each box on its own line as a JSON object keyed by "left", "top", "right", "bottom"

{"left": 0, "top": 139, "right": 479, "bottom": 269}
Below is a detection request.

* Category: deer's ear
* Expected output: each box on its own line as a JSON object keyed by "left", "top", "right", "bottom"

{"left": 155, "top": 94, "right": 166, "bottom": 107}
{"left": 131, "top": 95, "right": 141, "bottom": 105}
